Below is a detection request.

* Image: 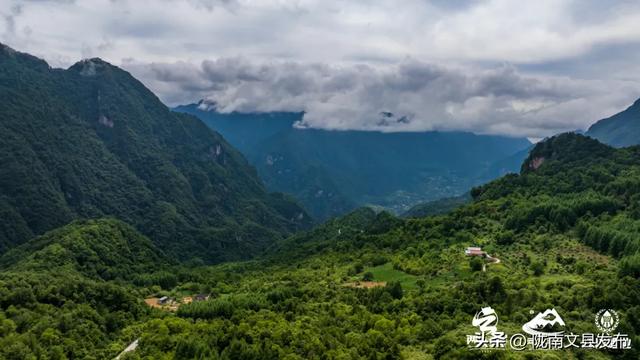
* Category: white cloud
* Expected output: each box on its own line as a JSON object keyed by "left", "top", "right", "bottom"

{"left": 5, "top": 0, "right": 640, "bottom": 65}
{"left": 126, "top": 58, "right": 640, "bottom": 138}
{"left": 2, "top": 0, "right": 640, "bottom": 137}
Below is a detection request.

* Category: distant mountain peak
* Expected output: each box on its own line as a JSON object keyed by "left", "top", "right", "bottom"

{"left": 197, "top": 99, "right": 217, "bottom": 111}
{"left": 376, "top": 111, "right": 412, "bottom": 127}
{"left": 522, "top": 133, "right": 613, "bottom": 172}
{"left": 0, "top": 43, "right": 49, "bottom": 70}
{"left": 586, "top": 98, "right": 640, "bottom": 147}
{"left": 0, "top": 45, "right": 311, "bottom": 263}
{"left": 69, "top": 57, "right": 118, "bottom": 77}
{"left": 83, "top": 57, "right": 109, "bottom": 64}
{"left": 0, "top": 42, "right": 16, "bottom": 54}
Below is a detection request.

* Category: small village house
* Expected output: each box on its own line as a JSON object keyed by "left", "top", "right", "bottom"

{"left": 158, "top": 296, "right": 170, "bottom": 305}
{"left": 194, "top": 294, "right": 209, "bottom": 302}
{"left": 465, "top": 247, "right": 485, "bottom": 257}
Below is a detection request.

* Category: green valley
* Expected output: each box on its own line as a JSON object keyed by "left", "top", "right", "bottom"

{"left": 2, "top": 129, "right": 639, "bottom": 358}
{"left": 0, "top": 44, "right": 639, "bottom": 360}
{"left": 174, "top": 103, "right": 530, "bottom": 221}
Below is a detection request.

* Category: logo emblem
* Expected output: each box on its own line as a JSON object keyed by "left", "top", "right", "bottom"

{"left": 472, "top": 307, "right": 499, "bottom": 335}
{"left": 595, "top": 309, "right": 619, "bottom": 334}
{"left": 467, "top": 307, "right": 506, "bottom": 349}
{"left": 466, "top": 306, "right": 632, "bottom": 351}
{"left": 522, "top": 309, "right": 565, "bottom": 336}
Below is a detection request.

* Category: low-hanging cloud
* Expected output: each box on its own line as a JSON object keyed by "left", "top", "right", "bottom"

{"left": 5, "top": 0, "right": 640, "bottom": 138}
{"left": 126, "top": 58, "right": 640, "bottom": 138}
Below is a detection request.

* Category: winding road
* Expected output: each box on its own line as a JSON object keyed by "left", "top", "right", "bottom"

{"left": 482, "top": 254, "right": 501, "bottom": 272}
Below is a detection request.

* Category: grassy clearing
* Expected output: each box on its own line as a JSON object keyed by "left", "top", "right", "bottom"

{"left": 363, "top": 263, "right": 418, "bottom": 290}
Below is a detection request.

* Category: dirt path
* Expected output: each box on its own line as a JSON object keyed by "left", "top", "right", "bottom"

{"left": 115, "top": 338, "right": 139, "bottom": 360}
{"left": 343, "top": 281, "right": 387, "bottom": 288}
{"left": 482, "top": 254, "right": 501, "bottom": 272}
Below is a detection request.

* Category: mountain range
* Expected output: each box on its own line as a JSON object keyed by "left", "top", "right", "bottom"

{"left": 4, "top": 131, "right": 639, "bottom": 358}
{"left": 175, "top": 102, "right": 531, "bottom": 220}
{"left": 0, "top": 45, "right": 639, "bottom": 358}
{"left": 0, "top": 43, "right": 310, "bottom": 263}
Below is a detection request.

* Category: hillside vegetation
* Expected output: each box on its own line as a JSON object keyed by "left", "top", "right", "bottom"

{"left": 0, "top": 219, "right": 164, "bottom": 359}
{"left": 1, "top": 45, "right": 639, "bottom": 359}
{"left": 2, "top": 133, "right": 638, "bottom": 359}
{"left": 0, "top": 44, "right": 310, "bottom": 263}
{"left": 117, "top": 134, "right": 640, "bottom": 359}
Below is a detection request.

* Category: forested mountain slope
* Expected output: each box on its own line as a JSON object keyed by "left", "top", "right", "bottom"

{"left": 402, "top": 193, "right": 471, "bottom": 218}
{"left": 2, "top": 44, "right": 639, "bottom": 358}
{"left": 173, "top": 102, "right": 301, "bottom": 155}
{"left": 0, "top": 44, "right": 310, "bottom": 262}
{"left": 3, "top": 133, "right": 633, "bottom": 358}
{"left": 587, "top": 98, "right": 640, "bottom": 147}
{"left": 119, "top": 133, "right": 640, "bottom": 358}
{"left": 0, "top": 219, "right": 165, "bottom": 359}
{"left": 0, "top": 218, "right": 170, "bottom": 280}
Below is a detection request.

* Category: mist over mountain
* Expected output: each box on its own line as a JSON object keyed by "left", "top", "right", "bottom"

{"left": 0, "top": 44, "right": 310, "bottom": 263}
{"left": 175, "top": 102, "right": 531, "bottom": 220}
{"left": 1, "top": 43, "right": 639, "bottom": 359}
{"left": 174, "top": 102, "right": 302, "bottom": 154}
{"left": 3, "top": 1, "right": 640, "bottom": 357}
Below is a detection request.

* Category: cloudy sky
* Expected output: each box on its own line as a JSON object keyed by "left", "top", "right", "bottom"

{"left": 3, "top": 0, "right": 640, "bottom": 138}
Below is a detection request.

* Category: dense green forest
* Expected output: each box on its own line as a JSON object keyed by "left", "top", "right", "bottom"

{"left": 402, "top": 194, "right": 471, "bottom": 218}
{"left": 1, "top": 45, "right": 639, "bottom": 359}
{"left": 0, "top": 44, "right": 310, "bottom": 263}
{"left": 1, "top": 133, "right": 639, "bottom": 359}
